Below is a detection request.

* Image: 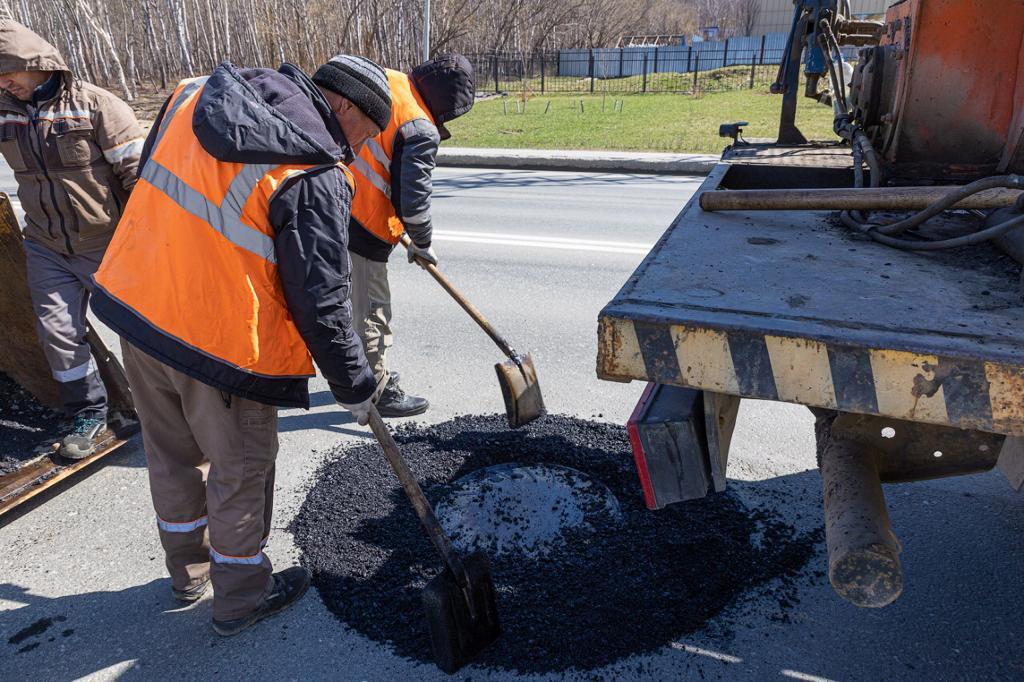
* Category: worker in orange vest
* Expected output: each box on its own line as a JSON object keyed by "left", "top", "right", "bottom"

{"left": 347, "top": 54, "right": 474, "bottom": 417}
{"left": 92, "top": 55, "right": 391, "bottom": 636}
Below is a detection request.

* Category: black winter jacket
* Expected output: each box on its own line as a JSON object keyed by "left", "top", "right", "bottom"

{"left": 94, "top": 62, "right": 375, "bottom": 408}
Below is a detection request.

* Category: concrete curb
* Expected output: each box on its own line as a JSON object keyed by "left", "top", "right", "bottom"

{"left": 437, "top": 147, "right": 718, "bottom": 175}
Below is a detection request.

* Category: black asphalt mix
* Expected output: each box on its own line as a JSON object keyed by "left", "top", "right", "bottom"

{"left": 293, "top": 414, "right": 822, "bottom": 673}
{"left": 0, "top": 372, "right": 63, "bottom": 476}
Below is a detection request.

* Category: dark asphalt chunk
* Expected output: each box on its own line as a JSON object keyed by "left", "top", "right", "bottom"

{"left": 0, "top": 372, "right": 63, "bottom": 474}
{"left": 7, "top": 615, "right": 66, "bottom": 645}
{"left": 293, "top": 414, "right": 820, "bottom": 673}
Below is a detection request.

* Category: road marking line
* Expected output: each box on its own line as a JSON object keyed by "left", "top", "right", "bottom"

{"left": 671, "top": 642, "right": 744, "bottom": 663}
{"left": 781, "top": 670, "right": 836, "bottom": 682}
{"left": 432, "top": 229, "right": 654, "bottom": 255}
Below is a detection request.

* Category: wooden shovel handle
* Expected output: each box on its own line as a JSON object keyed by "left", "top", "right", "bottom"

{"left": 401, "top": 233, "right": 519, "bottom": 362}
{"left": 366, "top": 404, "right": 468, "bottom": 585}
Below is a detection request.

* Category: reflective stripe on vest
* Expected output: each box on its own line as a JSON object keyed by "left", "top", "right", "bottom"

{"left": 350, "top": 69, "right": 435, "bottom": 245}
{"left": 140, "top": 159, "right": 278, "bottom": 264}
{"left": 93, "top": 76, "right": 352, "bottom": 382}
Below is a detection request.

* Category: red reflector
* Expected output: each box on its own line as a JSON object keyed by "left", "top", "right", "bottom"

{"left": 627, "top": 382, "right": 659, "bottom": 510}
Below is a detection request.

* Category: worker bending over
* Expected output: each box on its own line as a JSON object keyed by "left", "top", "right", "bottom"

{"left": 348, "top": 53, "right": 474, "bottom": 417}
{"left": 93, "top": 55, "right": 390, "bottom": 635}
{"left": 0, "top": 20, "right": 143, "bottom": 458}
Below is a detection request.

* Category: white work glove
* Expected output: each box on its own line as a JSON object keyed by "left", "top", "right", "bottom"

{"left": 340, "top": 398, "right": 373, "bottom": 426}
{"left": 406, "top": 241, "right": 438, "bottom": 267}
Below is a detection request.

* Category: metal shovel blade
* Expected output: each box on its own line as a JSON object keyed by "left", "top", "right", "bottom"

{"left": 495, "top": 352, "right": 546, "bottom": 428}
{"left": 422, "top": 551, "right": 502, "bottom": 674}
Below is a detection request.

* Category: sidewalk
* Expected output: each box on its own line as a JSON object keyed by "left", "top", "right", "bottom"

{"left": 437, "top": 147, "right": 718, "bottom": 175}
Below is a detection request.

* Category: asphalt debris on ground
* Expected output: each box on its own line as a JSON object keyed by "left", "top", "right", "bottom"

{"left": 294, "top": 414, "right": 821, "bottom": 673}
{"left": 0, "top": 372, "right": 62, "bottom": 476}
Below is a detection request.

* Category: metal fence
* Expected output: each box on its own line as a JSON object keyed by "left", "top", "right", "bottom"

{"left": 466, "top": 36, "right": 859, "bottom": 95}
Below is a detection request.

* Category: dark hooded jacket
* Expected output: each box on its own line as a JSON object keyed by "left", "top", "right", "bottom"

{"left": 92, "top": 62, "right": 375, "bottom": 407}
{"left": 348, "top": 55, "right": 474, "bottom": 262}
{"left": 0, "top": 20, "right": 143, "bottom": 255}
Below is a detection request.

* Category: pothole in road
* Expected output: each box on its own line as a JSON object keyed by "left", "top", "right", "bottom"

{"left": 293, "top": 414, "right": 821, "bottom": 673}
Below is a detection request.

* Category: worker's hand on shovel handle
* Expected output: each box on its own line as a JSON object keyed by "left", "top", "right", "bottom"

{"left": 339, "top": 397, "right": 373, "bottom": 426}
{"left": 406, "top": 239, "right": 438, "bottom": 268}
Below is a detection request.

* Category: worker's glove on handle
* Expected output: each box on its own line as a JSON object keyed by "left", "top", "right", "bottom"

{"left": 407, "top": 241, "right": 438, "bottom": 268}
{"left": 340, "top": 398, "right": 373, "bottom": 426}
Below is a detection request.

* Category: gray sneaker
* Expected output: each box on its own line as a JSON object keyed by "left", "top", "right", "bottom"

{"left": 59, "top": 416, "right": 112, "bottom": 460}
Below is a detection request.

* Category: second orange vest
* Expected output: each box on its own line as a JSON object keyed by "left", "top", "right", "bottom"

{"left": 350, "top": 69, "right": 435, "bottom": 245}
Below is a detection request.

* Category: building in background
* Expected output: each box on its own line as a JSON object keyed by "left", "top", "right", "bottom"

{"left": 751, "top": 0, "right": 890, "bottom": 36}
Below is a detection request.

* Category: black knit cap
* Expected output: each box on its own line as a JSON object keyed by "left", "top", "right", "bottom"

{"left": 313, "top": 55, "right": 392, "bottom": 131}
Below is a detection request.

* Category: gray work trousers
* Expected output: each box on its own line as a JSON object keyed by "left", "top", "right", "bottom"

{"left": 350, "top": 252, "right": 393, "bottom": 400}
{"left": 23, "top": 239, "right": 107, "bottom": 420}
{"left": 122, "top": 340, "right": 279, "bottom": 621}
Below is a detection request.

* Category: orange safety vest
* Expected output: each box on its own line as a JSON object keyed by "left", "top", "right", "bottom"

{"left": 94, "top": 76, "right": 354, "bottom": 403}
{"left": 350, "top": 69, "right": 435, "bottom": 245}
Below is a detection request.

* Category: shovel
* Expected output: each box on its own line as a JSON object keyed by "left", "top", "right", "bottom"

{"left": 401, "top": 234, "right": 545, "bottom": 428}
{"left": 366, "top": 404, "right": 502, "bottom": 673}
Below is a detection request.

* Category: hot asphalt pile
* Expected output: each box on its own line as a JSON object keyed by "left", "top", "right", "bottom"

{"left": 0, "top": 372, "right": 62, "bottom": 476}
{"left": 293, "top": 414, "right": 822, "bottom": 673}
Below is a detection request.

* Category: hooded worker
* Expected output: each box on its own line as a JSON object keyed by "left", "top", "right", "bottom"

{"left": 342, "top": 53, "right": 475, "bottom": 417}
{"left": 92, "top": 55, "right": 391, "bottom": 636}
{"left": 0, "top": 21, "right": 144, "bottom": 459}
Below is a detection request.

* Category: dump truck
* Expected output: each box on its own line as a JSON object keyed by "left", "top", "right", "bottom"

{"left": 598, "top": 0, "right": 1024, "bottom": 607}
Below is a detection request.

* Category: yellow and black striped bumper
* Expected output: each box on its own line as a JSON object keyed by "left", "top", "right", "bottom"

{"left": 598, "top": 316, "right": 1024, "bottom": 436}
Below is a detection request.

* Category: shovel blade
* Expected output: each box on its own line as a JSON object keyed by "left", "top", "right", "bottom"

{"left": 422, "top": 552, "right": 502, "bottom": 674}
{"left": 495, "top": 352, "right": 545, "bottom": 428}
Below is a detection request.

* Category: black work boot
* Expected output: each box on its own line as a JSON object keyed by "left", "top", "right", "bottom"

{"left": 212, "top": 566, "right": 311, "bottom": 637}
{"left": 59, "top": 415, "right": 113, "bottom": 460}
{"left": 375, "top": 375, "right": 428, "bottom": 418}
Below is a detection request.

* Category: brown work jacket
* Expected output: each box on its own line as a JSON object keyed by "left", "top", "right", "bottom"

{"left": 0, "top": 20, "right": 143, "bottom": 254}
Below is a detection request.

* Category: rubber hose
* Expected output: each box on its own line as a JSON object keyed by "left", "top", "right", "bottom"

{"left": 848, "top": 211, "right": 1024, "bottom": 251}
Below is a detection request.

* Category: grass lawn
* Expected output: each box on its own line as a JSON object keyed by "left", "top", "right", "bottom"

{"left": 444, "top": 89, "right": 837, "bottom": 154}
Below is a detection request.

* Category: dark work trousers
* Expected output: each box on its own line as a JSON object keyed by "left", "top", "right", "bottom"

{"left": 23, "top": 238, "right": 107, "bottom": 420}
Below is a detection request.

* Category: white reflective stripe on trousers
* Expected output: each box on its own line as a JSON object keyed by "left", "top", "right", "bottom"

{"left": 53, "top": 357, "right": 97, "bottom": 383}
{"left": 210, "top": 546, "right": 265, "bottom": 565}
{"left": 350, "top": 156, "right": 392, "bottom": 199}
{"left": 157, "top": 515, "right": 209, "bottom": 533}
{"left": 140, "top": 159, "right": 278, "bottom": 264}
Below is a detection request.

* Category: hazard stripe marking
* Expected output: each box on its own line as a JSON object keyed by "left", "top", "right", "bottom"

{"left": 765, "top": 335, "right": 837, "bottom": 409}
{"left": 598, "top": 313, "right": 1022, "bottom": 434}
{"left": 869, "top": 349, "right": 949, "bottom": 423}
{"left": 727, "top": 332, "right": 778, "bottom": 400}
{"left": 671, "top": 325, "right": 740, "bottom": 395}
{"left": 937, "top": 358, "right": 993, "bottom": 430}
{"left": 985, "top": 363, "right": 1024, "bottom": 433}
{"left": 634, "top": 322, "right": 682, "bottom": 385}
{"left": 828, "top": 346, "right": 879, "bottom": 413}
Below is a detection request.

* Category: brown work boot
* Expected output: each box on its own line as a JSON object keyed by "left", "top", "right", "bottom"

{"left": 211, "top": 566, "right": 311, "bottom": 637}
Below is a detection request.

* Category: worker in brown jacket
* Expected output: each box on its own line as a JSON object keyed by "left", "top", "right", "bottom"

{"left": 0, "top": 20, "right": 144, "bottom": 459}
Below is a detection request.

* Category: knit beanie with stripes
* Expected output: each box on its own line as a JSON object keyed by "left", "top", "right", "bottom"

{"left": 313, "top": 55, "right": 392, "bottom": 131}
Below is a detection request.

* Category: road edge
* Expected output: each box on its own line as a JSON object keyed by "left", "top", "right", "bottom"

{"left": 437, "top": 147, "right": 719, "bottom": 175}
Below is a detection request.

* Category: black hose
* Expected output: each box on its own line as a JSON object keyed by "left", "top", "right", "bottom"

{"left": 850, "top": 211, "right": 1024, "bottom": 251}
{"left": 840, "top": 175, "right": 1024, "bottom": 237}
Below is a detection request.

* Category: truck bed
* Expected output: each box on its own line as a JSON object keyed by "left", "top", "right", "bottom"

{"left": 598, "top": 145, "right": 1024, "bottom": 436}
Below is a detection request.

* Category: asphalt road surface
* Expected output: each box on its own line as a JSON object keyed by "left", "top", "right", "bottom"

{"left": 0, "top": 165, "right": 1022, "bottom": 681}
